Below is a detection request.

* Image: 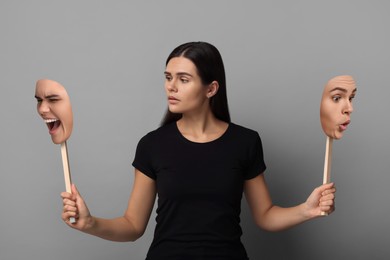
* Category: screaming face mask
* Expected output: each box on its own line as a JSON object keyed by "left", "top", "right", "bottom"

{"left": 35, "top": 79, "right": 73, "bottom": 144}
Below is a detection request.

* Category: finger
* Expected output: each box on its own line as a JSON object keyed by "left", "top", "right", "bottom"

{"left": 62, "top": 208, "right": 78, "bottom": 218}
{"left": 320, "top": 182, "right": 335, "bottom": 191}
{"left": 320, "top": 192, "right": 335, "bottom": 202}
{"left": 62, "top": 211, "right": 78, "bottom": 222}
{"left": 321, "top": 204, "right": 335, "bottom": 214}
{"left": 320, "top": 198, "right": 335, "bottom": 207}
{"left": 60, "top": 191, "right": 73, "bottom": 199}
{"left": 321, "top": 188, "right": 336, "bottom": 196}
{"left": 63, "top": 203, "right": 78, "bottom": 216}
{"left": 63, "top": 204, "right": 78, "bottom": 213}
{"left": 62, "top": 199, "right": 77, "bottom": 209}
{"left": 72, "top": 183, "right": 80, "bottom": 197}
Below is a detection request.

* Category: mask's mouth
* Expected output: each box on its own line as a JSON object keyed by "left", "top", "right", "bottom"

{"left": 44, "top": 118, "right": 61, "bottom": 133}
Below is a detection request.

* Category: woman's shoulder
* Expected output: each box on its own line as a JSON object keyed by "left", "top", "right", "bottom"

{"left": 140, "top": 122, "right": 177, "bottom": 141}
{"left": 229, "top": 122, "right": 260, "bottom": 138}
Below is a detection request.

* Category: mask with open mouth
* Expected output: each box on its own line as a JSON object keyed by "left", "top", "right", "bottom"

{"left": 320, "top": 75, "right": 357, "bottom": 140}
{"left": 35, "top": 79, "right": 73, "bottom": 144}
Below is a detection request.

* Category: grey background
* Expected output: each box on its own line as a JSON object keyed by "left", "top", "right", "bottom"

{"left": 1, "top": 0, "right": 389, "bottom": 259}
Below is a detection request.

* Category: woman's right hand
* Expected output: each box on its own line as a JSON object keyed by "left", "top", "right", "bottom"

{"left": 61, "top": 184, "right": 94, "bottom": 231}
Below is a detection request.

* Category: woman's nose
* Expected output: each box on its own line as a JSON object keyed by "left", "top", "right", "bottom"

{"left": 166, "top": 80, "right": 177, "bottom": 92}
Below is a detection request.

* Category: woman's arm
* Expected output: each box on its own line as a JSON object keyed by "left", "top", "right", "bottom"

{"left": 244, "top": 174, "right": 335, "bottom": 232}
{"left": 61, "top": 169, "right": 156, "bottom": 242}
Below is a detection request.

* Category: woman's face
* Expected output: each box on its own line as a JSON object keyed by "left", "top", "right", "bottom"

{"left": 320, "top": 75, "right": 357, "bottom": 139}
{"left": 164, "top": 57, "right": 213, "bottom": 115}
{"left": 35, "top": 79, "right": 73, "bottom": 144}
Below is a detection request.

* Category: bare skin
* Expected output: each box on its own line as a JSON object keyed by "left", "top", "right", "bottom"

{"left": 320, "top": 75, "right": 357, "bottom": 139}
{"left": 35, "top": 79, "right": 73, "bottom": 144}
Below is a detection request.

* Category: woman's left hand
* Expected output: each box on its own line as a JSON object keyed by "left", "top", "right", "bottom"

{"left": 305, "top": 182, "right": 336, "bottom": 217}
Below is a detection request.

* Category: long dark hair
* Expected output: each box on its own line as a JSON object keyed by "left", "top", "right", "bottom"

{"left": 160, "top": 41, "right": 231, "bottom": 126}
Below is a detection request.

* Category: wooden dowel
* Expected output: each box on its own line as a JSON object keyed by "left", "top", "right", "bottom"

{"left": 321, "top": 136, "right": 333, "bottom": 216}
{"left": 61, "top": 141, "right": 76, "bottom": 224}
{"left": 322, "top": 136, "right": 333, "bottom": 185}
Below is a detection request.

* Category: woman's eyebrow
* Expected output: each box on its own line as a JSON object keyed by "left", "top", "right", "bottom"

{"left": 176, "top": 72, "right": 193, "bottom": 77}
{"left": 164, "top": 71, "right": 193, "bottom": 77}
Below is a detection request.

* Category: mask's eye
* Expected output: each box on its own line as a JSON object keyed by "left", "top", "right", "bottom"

{"left": 332, "top": 95, "right": 341, "bottom": 102}
{"left": 48, "top": 98, "right": 60, "bottom": 103}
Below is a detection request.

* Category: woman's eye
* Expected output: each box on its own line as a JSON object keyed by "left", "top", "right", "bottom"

{"left": 165, "top": 75, "right": 172, "bottom": 81}
{"left": 349, "top": 95, "right": 355, "bottom": 102}
{"left": 180, "top": 78, "right": 189, "bottom": 83}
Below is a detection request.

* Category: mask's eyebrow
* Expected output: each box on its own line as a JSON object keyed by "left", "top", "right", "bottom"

{"left": 330, "top": 87, "right": 347, "bottom": 93}
{"left": 329, "top": 87, "right": 357, "bottom": 93}
{"left": 45, "top": 94, "right": 61, "bottom": 99}
{"left": 35, "top": 94, "right": 61, "bottom": 99}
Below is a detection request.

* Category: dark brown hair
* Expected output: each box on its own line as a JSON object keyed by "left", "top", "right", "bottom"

{"left": 161, "top": 42, "right": 231, "bottom": 126}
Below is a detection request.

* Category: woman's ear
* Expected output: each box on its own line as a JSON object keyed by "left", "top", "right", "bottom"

{"left": 207, "top": 81, "right": 219, "bottom": 98}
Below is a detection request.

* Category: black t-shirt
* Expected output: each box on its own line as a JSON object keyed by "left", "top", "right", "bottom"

{"left": 132, "top": 122, "right": 266, "bottom": 260}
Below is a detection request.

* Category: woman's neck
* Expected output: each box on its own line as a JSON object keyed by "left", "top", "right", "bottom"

{"left": 177, "top": 112, "right": 228, "bottom": 143}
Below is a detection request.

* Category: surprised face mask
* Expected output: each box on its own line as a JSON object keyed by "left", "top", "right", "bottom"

{"left": 320, "top": 75, "right": 357, "bottom": 139}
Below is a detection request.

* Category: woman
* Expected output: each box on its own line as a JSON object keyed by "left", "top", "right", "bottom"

{"left": 61, "top": 42, "right": 336, "bottom": 260}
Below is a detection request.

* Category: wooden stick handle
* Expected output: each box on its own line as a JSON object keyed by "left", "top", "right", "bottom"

{"left": 322, "top": 136, "right": 333, "bottom": 185}
{"left": 321, "top": 136, "right": 333, "bottom": 216}
{"left": 61, "top": 141, "right": 76, "bottom": 224}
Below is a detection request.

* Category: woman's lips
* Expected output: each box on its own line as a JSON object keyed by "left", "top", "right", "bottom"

{"left": 168, "top": 96, "right": 179, "bottom": 104}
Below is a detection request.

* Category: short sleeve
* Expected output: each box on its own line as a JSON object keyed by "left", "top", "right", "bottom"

{"left": 244, "top": 132, "right": 267, "bottom": 180}
{"left": 132, "top": 134, "right": 156, "bottom": 180}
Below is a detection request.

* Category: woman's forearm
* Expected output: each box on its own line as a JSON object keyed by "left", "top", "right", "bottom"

{"left": 83, "top": 216, "right": 144, "bottom": 242}
{"left": 257, "top": 203, "right": 313, "bottom": 232}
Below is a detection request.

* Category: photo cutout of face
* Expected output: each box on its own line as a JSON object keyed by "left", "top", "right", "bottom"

{"left": 35, "top": 79, "right": 73, "bottom": 144}
{"left": 320, "top": 75, "right": 357, "bottom": 139}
